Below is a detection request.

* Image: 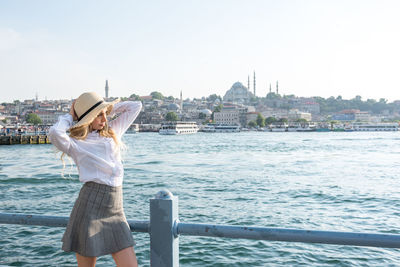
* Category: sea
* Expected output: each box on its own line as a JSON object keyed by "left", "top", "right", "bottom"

{"left": 1, "top": 131, "right": 400, "bottom": 266}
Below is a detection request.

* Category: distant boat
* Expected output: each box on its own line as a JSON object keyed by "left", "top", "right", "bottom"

{"left": 316, "top": 127, "right": 330, "bottom": 132}
{"left": 159, "top": 121, "right": 199, "bottom": 135}
{"left": 126, "top": 124, "right": 139, "bottom": 134}
{"left": 352, "top": 123, "right": 399, "bottom": 131}
{"left": 269, "top": 124, "right": 288, "bottom": 132}
{"left": 296, "top": 123, "right": 316, "bottom": 132}
{"left": 202, "top": 124, "right": 240, "bottom": 133}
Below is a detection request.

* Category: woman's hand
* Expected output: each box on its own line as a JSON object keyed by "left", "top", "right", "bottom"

{"left": 70, "top": 100, "right": 78, "bottom": 121}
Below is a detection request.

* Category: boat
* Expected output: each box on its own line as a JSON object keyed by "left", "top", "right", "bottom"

{"left": 202, "top": 124, "right": 216, "bottom": 133}
{"left": 352, "top": 123, "right": 399, "bottom": 131}
{"left": 344, "top": 124, "right": 354, "bottom": 132}
{"left": 287, "top": 123, "right": 299, "bottom": 132}
{"left": 269, "top": 124, "right": 288, "bottom": 132}
{"left": 296, "top": 122, "right": 316, "bottom": 132}
{"left": 202, "top": 124, "right": 240, "bottom": 133}
{"left": 159, "top": 121, "right": 199, "bottom": 135}
{"left": 126, "top": 124, "right": 139, "bottom": 134}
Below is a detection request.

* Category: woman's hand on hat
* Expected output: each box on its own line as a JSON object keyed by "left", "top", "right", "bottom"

{"left": 70, "top": 100, "right": 78, "bottom": 121}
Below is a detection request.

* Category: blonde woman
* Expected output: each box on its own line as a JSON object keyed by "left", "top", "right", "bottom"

{"left": 49, "top": 92, "right": 142, "bottom": 267}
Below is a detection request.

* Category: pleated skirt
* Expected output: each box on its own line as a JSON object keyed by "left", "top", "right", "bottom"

{"left": 62, "top": 182, "right": 135, "bottom": 257}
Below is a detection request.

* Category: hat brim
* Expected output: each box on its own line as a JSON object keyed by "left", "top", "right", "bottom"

{"left": 70, "top": 98, "right": 120, "bottom": 129}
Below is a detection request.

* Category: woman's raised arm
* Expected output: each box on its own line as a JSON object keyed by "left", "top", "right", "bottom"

{"left": 109, "top": 101, "right": 142, "bottom": 137}
{"left": 48, "top": 101, "right": 77, "bottom": 154}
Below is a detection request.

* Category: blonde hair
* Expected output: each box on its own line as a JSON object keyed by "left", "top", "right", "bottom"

{"left": 69, "top": 121, "right": 119, "bottom": 144}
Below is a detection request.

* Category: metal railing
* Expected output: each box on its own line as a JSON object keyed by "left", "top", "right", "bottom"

{"left": 1, "top": 189, "right": 400, "bottom": 267}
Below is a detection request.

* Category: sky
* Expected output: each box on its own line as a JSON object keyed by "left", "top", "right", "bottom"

{"left": 1, "top": 0, "right": 400, "bottom": 103}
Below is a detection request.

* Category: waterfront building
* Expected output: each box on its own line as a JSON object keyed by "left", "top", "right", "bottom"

{"left": 35, "top": 111, "right": 66, "bottom": 124}
{"left": 223, "top": 82, "right": 254, "bottom": 104}
{"left": 332, "top": 109, "right": 371, "bottom": 122}
{"left": 293, "top": 98, "right": 320, "bottom": 114}
{"left": 288, "top": 109, "right": 312, "bottom": 122}
{"left": 354, "top": 111, "right": 370, "bottom": 122}
{"left": 214, "top": 106, "right": 240, "bottom": 125}
{"left": 214, "top": 105, "right": 248, "bottom": 126}
{"left": 259, "top": 107, "right": 289, "bottom": 120}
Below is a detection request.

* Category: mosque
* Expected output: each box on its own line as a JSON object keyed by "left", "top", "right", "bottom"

{"left": 223, "top": 81, "right": 254, "bottom": 104}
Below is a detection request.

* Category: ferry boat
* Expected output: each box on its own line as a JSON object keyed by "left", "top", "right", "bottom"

{"left": 287, "top": 123, "right": 299, "bottom": 132}
{"left": 202, "top": 124, "right": 240, "bottom": 133}
{"left": 296, "top": 122, "right": 317, "bottom": 132}
{"left": 159, "top": 121, "right": 199, "bottom": 135}
{"left": 126, "top": 124, "right": 139, "bottom": 134}
{"left": 269, "top": 124, "right": 288, "bottom": 132}
{"left": 352, "top": 123, "right": 399, "bottom": 131}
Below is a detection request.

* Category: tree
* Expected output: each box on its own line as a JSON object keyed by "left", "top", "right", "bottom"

{"left": 265, "top": 117, "right": 277, "bottom": 125}
{"left": 213, "top": 104, "right": 223, "bottom": 113}
{"left": 207, "top": 94, "right": 221, "bottom": 102}
{"left": 26, "top": 113, "right": 42, "bottom": 125}
{"left": 296, "top": 118, "right": 308, "bottom": 123}
{"left": 199, "top": 113, "right": 206, "bottom": 119}
{"left": 150, "top": 91, "right": 164, "bottom": 100}
{"left": 165, "top": 112, "right": 178, "bottom": 121}
{"left": 256, "top": 113, "right": 265, "bottom": 127}
{"left": 248, "top": 121, "right": 257, "bottom": 127}
{"left": 129, "top": 94, "right": 142, "bottom": 101}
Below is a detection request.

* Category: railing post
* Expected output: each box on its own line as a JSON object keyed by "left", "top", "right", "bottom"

{"left": 150, "top": 190, "right": 179, "bottom": 267}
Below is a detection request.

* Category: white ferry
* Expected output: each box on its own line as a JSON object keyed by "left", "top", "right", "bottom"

{"left": 202, "top": 124, "right": 240, "bottom": 133}
{"left": 159, "top": 121, "right": 199, "bottom": 135}
{"left": 296, "top": 123, "right": 317, "bottom": 132}
{"left": 269, "top": 124, "right": 288, "bottom": 132}
{"left": 352, "top": 123, "right": 399, "bottom": 131}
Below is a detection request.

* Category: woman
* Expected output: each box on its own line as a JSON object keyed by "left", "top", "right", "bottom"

{"left": 49, "top": 92, "right": 142, "bottom": 267}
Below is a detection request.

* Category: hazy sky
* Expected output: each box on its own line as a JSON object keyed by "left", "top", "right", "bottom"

{"left": 1, "top": 0, "right": 400, "bottom": 102}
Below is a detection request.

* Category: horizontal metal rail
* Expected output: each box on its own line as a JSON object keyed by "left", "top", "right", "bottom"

{"left": 1, "top": 213, "right": 400, "bottom": 248}
{"left": 2, "top": 190, "right": 400, "bottom": 267}
{"left": 0, "top": 213, "right": 149, "bottom": 233}
{"left": 177, "top": 222, "right": 400, "bottom": 248}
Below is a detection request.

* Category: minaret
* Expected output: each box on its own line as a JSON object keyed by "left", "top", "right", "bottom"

{"left": 269, "top": 83, "right": 272, "bottom": 93}
{"left": 253, "top": 71, "right": 256, "bottom": 96}
{"left": 180, "top": 91, "right": 183, "bottom": 113}
{"left": 276, "top": 81, "right": 279, "bottom": 95}
{"left": 105, "top": 80, "right": 109, "bottom": 98}
{"left": 247, "top": 75, "right": 250, "bottom": 91}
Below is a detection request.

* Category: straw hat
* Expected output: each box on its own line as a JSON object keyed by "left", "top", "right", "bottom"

{"left": 71, "top": 92, "right": 120, "bottom": 129}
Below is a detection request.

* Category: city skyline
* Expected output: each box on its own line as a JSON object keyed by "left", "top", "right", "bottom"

{"left": 1, "top": 0, "right": 400, "bottom": 102}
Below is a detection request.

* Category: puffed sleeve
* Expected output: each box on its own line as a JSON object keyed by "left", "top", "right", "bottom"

{"left": 48, "top": 114, "right": 75, "bottom": 155}
{"left": 109, "top": 101, "right": 142, "bottom": 137}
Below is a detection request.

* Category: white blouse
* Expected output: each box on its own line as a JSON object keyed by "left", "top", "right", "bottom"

{"left": 49, "top": 101, "right": 142, "bottom": 187}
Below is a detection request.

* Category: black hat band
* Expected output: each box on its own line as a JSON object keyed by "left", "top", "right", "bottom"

{"left": 77, "top": 101, "right": 104, "bottom": 122}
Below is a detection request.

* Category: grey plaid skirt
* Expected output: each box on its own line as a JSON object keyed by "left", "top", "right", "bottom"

{"left": 62, "top": 182, "right": 135, "bottom": 257}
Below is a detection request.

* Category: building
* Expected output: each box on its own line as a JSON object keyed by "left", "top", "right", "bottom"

{"left": 288, "top": 109, "right": 312, "bottom": 122}
{"left": 223, "top": 82, "right": 254, "bottom": 104}
{"left": 214, "top": 105, "right": 248, "bottom": 126}
{"left": 259, "top": 107, "right": 289, "bottom": 120}
{"left": 294, "top": 98, "right": 320, "bottom": 114}
{"left": 332, "top": 109, "right": 371, "bottom": 122}
{"left": 355, "top": 111, "right": 370, "bottom": 122}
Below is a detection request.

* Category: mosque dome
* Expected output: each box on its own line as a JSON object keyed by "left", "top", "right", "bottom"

{"left": 223, "top": 82, "right": 253, "bottom": 103}
{"left": 200, "top": 109, "right": 212, "bottom": 116}
{"left": 167, "top": 103, "right": 180, "bottom": 111}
